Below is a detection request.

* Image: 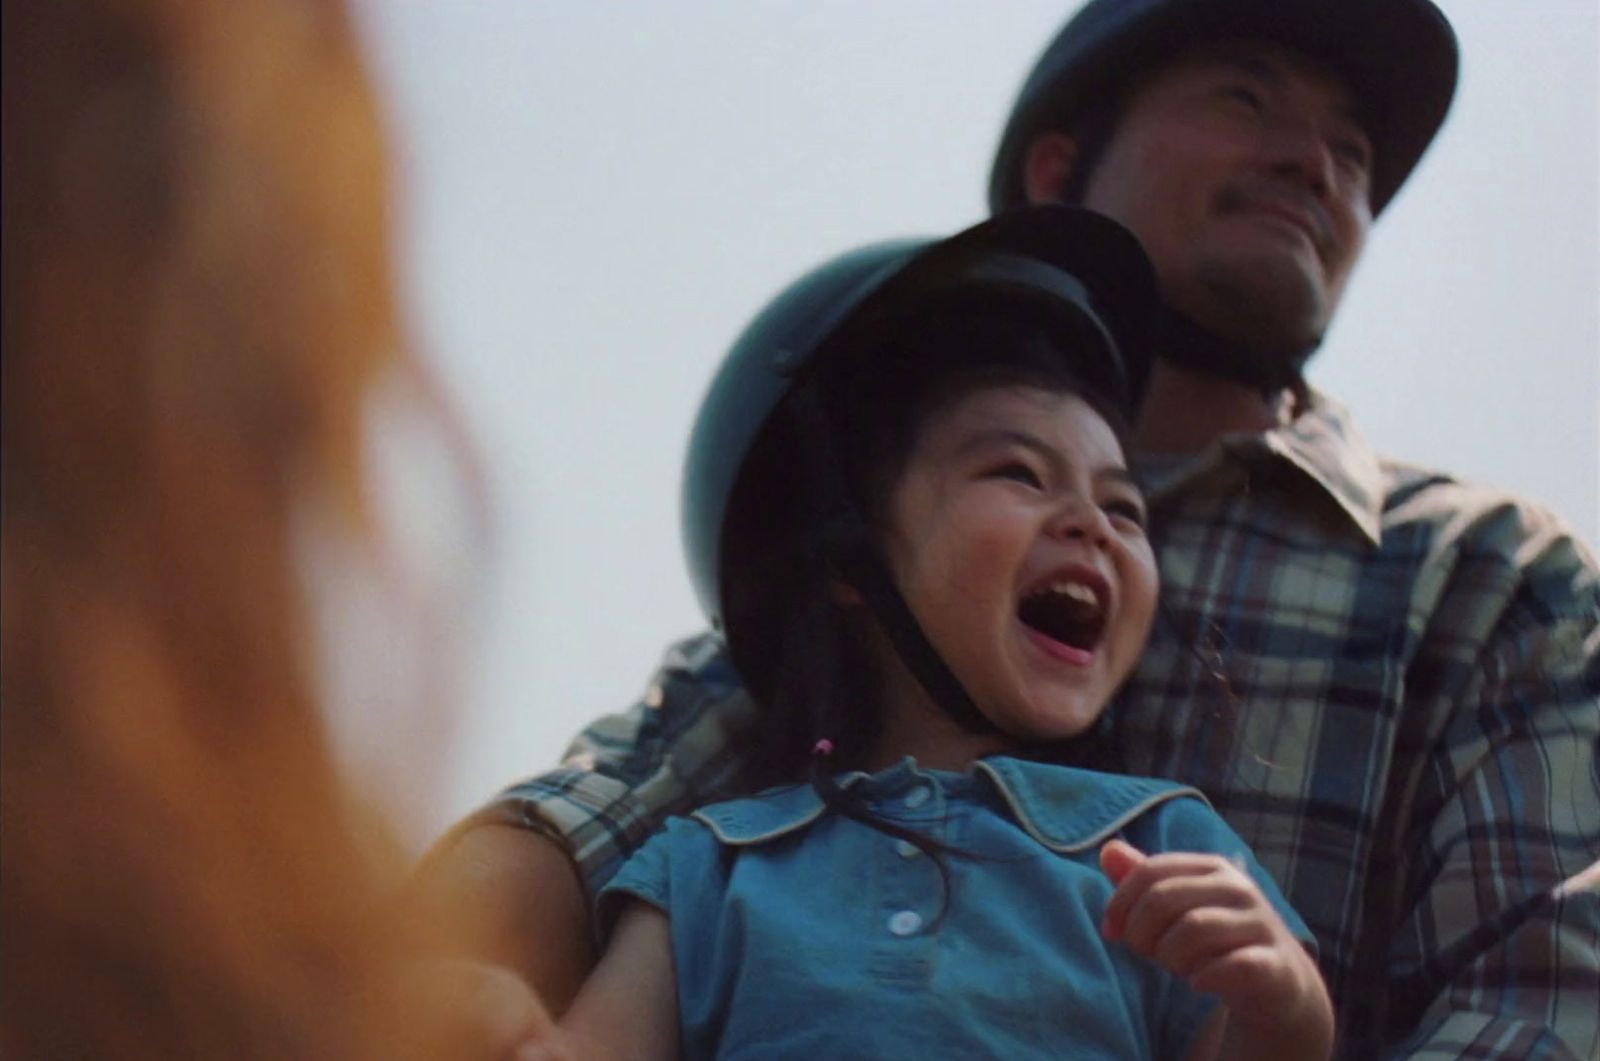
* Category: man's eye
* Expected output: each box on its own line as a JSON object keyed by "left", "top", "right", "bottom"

{"left": 1219, "top": 84, "right": 1265, "bottom": 111}
{"left": 989, "top": 462, "right": 1044, "bottom": 489}
{"left": 1331, "top": 136, "right": 1372, "bottom": 174}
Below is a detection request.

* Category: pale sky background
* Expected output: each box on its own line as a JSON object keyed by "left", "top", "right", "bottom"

{"left": 350, "top": 1, "right": 1599, "bottom": 842}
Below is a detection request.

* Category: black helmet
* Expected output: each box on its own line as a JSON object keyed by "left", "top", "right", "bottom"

{"left": 680, "top": 205, "right": 1158, "bottom": 725}
{"left": 988, "top": 0, "right": 1458, "bottom": 216}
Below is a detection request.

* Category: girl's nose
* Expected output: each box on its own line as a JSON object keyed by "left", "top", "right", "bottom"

{"left": 1048, "top": 498, "right": 1111, "bottom": 545}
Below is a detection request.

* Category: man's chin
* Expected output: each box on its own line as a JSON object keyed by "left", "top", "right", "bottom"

{"left": 1188, "top": 262, "right": 1330, "bottom": 357}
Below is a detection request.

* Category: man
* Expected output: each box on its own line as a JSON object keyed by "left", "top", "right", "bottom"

{"left": 419, "top": 1, "right": 1600, "bottom": 1056}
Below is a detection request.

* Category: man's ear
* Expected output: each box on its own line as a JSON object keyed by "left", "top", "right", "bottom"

{"left": 1022, "top": 131, "right": 1079, "bottom": 205}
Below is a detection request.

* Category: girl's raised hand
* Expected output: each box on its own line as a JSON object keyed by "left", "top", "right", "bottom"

{"left": 1098, "top": 839, "right": 1334, "bottom": 1061}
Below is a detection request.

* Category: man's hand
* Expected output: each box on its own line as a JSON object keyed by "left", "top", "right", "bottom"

{"left": 1100, "top": 838, "right": 1334, "bottom": 1061}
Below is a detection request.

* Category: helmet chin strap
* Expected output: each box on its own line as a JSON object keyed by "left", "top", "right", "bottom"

{"left": 787, "top": 378, "right": 1001, "bottom": 738}
{"left": 819, "top": 513, "right": 1001, "bottom": 738}
{"left": 1153, "top": 304, "right": 1321, "bottom": 397}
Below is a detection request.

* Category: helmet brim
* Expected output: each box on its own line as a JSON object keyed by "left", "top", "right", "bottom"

{"left": 819, "top": 205, "right": 1159, "bottom": 420}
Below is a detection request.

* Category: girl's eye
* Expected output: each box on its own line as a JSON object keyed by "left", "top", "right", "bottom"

{"left": 1102, "top": 498, "right": 1148, "bottom": 530}
{"left": 989, "top": 462, "right": 1044, "bottom": 489}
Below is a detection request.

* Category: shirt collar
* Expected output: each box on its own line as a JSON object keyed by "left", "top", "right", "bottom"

{"left": 1142, "top": 389, "right": 1386, "bottom": 547}
{"left": 692, "top": 756, "right": 1207, "bottom": 854}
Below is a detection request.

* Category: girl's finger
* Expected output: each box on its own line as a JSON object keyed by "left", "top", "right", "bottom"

{"left": 1113, "top": 876, "right": 1248, "bottom": 953}
{"left": 1099, "top": 838, "right": 1147, "bottom": 886}
{"left": 1101, "top": 851, "right": 1232, "bottom": 939}
{"left": 1187, "top": 943, "right": 1288, "bottom": 1001}
{"left": 1118, "top": 875, "right": 1258, "bottom": 955}
{"left": 1149, "top": 906, "right": 1273, "bottom": 977}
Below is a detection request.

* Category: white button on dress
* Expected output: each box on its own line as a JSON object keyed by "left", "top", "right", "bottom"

{"left": 895, "top": 839, "right": 920, "bottom": 859}
{"left": 887, "top": 910, "right": 923, "bottom": 936}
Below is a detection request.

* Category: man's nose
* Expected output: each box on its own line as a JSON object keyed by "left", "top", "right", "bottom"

{"left": 1264, "top": 116, "right": 1335, "bottom": 198}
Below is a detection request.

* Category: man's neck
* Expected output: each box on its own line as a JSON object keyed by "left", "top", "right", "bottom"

{"left": 1132, "top": 361, "right": 1287, "bottom": 457}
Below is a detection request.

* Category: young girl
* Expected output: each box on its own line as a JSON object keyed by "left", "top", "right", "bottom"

{"left": 534, "top": 207, "right": 1333, "bottom": 1060}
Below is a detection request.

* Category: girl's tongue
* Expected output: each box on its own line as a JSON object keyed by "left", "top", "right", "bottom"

{"left": 1017, "top": 580, "right": 1106, "bottom": 663}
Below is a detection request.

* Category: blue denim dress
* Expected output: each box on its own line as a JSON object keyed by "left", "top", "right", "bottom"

{"left": 602, "top": 756, "right": 1312, "bottom": 1059}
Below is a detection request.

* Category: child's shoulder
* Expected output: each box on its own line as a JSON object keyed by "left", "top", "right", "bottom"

{"left": 601, "top": 787, "right": 816, "bottom": 911}
{"left": 974, "top": 755, "right": 1226, "bottom": 855}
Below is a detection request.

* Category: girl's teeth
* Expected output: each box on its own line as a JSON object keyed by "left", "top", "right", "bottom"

{"left": 1040, "top": 580, "right": 1097, "bottom": 605}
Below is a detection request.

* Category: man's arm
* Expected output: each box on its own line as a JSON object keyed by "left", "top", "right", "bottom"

{"left": 1363, "top": 512, "right": 1600, "bottom": 1059}
{"left": 412, "top": 634, "right": 756, "bottom": 1013}
{"left": 413, "top": 825, "right": 597, "bottom": 1015}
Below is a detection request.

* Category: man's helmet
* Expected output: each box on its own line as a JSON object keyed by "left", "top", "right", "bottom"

{"left": 988, "top": 0, "right": 1459, "bottom": 216}
{"left": 680, "top": 206, "right": 1159, "bottom": 727}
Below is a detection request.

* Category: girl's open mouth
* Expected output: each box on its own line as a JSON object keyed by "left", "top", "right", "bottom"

{"left": 1017, "top": 575, "right": 1107, "bottom": 664}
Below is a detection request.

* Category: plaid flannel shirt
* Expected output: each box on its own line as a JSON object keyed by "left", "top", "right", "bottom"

{"left": 478, "top": 395, "right": 1600, "bottom": 1059}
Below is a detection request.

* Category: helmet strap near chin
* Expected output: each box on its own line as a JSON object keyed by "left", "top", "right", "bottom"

{"left": 1153, "top": 303, "right": 1317, "bottom": 399}
{"left": 820, "top": 515, "right": 1001, "bottom": 738}
{"left": 786, "top": 376, "right": 1001, "bottom": 740}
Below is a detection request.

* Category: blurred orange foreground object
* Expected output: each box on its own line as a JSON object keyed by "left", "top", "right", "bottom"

{"left": 1, "top": 0, "right": 536, "bottom": 1056}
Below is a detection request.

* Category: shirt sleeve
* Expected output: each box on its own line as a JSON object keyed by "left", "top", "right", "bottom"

{"left": 1360, "top": 512, "right": 1600, "bottom": 1061}
{"left": 594, "top": 826, "right": 676, "bottom": 940}
{"left": 450, "top": 632, "right": 761, "bottom": 897}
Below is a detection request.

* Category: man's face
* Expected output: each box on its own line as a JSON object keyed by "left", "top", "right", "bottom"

{"left": 1055, "top": 42, "right": 1374, "bottom": 355}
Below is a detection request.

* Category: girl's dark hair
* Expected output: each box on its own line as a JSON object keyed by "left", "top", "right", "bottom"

{"left": 722, "top": 300, "right": 1132, "bottom": 791}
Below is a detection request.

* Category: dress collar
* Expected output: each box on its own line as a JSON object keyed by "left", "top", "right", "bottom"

{"left": 692, "top": 756, "right": 1207, "bottom": 854}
